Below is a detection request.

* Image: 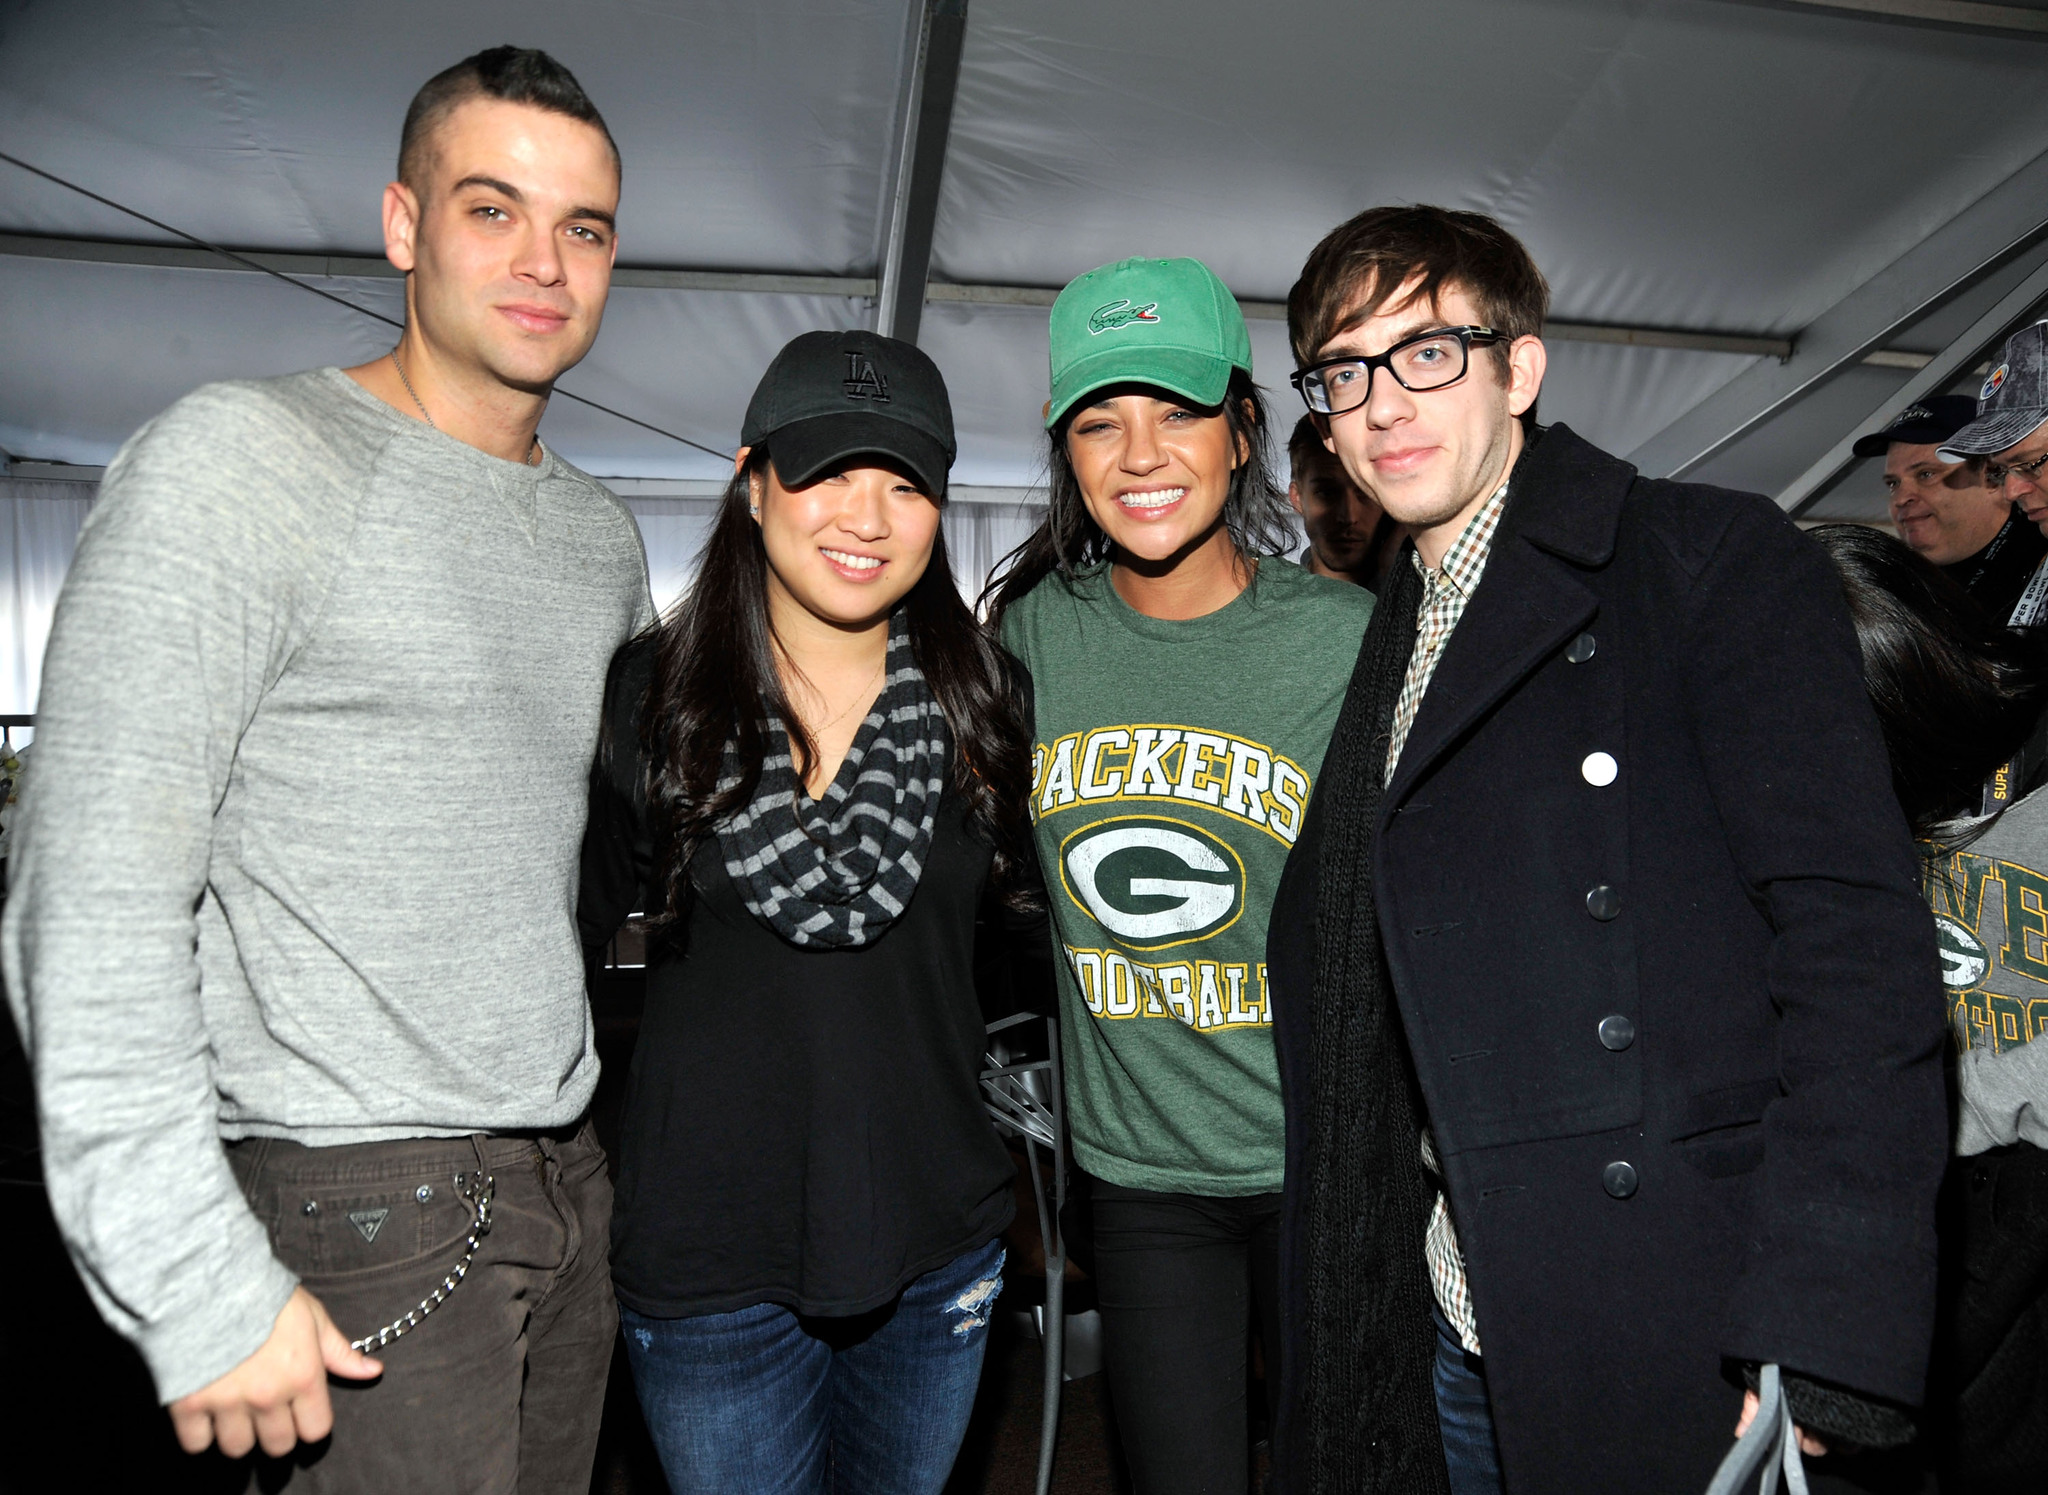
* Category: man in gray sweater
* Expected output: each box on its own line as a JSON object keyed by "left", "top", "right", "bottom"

{"left": 2, "top": 48, "right": 652, "bottom": 1487}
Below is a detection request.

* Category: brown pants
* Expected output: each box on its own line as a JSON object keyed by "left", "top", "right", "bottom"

{"left": 226, "top": 1121, "right": 616, "bottom": 1494}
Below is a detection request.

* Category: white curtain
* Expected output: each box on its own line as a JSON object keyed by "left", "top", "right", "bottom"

{"left": 620, "top": 496, "right": 723, "bottom": 619}
{"left": 0, "top": 479, "right": 97, "bottom": 722}
{"left": 945, "top": 498, "right": 1046, "bottom": 610}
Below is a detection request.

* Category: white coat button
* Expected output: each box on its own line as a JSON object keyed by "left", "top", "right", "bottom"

{"left": 1581, "top": 751, "right": 1618, "bottom": 787}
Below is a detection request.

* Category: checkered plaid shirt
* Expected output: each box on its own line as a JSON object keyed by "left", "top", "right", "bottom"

{"left": 1386, "top": 475, "right": 1511, "bottom": 1357}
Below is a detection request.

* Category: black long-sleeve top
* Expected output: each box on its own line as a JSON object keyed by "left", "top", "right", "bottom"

{"left": 579, "top": 638, "right": 1015, "bottom": 1319}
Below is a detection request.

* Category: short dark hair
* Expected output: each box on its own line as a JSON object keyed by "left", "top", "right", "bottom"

{"left": 398, "top": 47, "right": 619, "bottom": 192}
{"left": 1287, "top": 205, "right": 1548, "bottom": 398}
{"left": 1288, "top": 413, "right": 1336, "bottom": 484}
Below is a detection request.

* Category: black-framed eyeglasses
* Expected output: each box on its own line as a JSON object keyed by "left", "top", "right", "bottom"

{"left": 1988, "top": 449, "right": 2048, "bottom": 487}
{"left": 1290, "top": 326, "right": 1510, "bottom": 415}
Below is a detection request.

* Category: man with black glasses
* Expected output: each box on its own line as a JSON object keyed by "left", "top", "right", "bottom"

{"left": 1263, "top": 205, "right": 1946, "bottom": 1495}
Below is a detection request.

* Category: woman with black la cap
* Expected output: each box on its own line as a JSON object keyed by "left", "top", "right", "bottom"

{"left": 581, "top": 330, "right": 1039, "bottom": 1493}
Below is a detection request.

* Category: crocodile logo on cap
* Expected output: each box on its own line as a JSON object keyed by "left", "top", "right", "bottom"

{"left": 1088, "top": 298, "right": 1162, "bottom": 336}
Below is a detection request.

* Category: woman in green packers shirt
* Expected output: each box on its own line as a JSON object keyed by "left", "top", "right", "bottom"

{"left": 988, "top": 257, "right": 1374, "bottom": 1494}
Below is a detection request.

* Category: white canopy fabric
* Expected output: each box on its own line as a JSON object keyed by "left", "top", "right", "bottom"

{"left": 0, "top": 478, "right": 89, "bottom": 714}
{"left": 5, "top": 1, "right": 2048, "bottom": 507}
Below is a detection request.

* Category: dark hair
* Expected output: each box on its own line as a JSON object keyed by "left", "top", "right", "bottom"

{"left": 983, "top": 368, "right": 1294, "bottom": 624}
{"left": 1809, "top": 523, "right": 2048, "bottom": 840}
{"left": 1288, "top": 412, "right": 1335, "bottom": 483}
{"left": 398, "top": 47, "right": 619, "bottom": 191}
{"left": 640, "top": 447, "right": 1037, "bottom": 924}
{"left": 1287, "top": 205, "right": 1548, "bottom": 430}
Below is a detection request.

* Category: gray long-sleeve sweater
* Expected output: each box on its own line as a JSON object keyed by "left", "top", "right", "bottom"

{"left": 1, "top": 368, "right": 653, "bottom": 1401}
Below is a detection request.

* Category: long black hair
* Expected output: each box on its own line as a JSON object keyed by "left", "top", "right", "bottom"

{"left": 1809, "top": 522, "right": 2048, "bottom": 840}
{"left": 983, "top": 368, "right": 1296, "bottom": 625}
{"left": 639, "top": 446, "right": 1038, "bottom": 923}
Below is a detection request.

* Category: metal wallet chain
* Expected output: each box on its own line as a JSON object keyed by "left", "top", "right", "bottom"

{"left": 348, "top": 1167, "right": 497, "bottom": 1355}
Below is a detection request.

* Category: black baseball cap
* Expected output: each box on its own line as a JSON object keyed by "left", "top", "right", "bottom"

{"left": 1850, "top": 395, "right": 1981, "bottom": 458}
{"left": 740, "top": 329, "right": 955, "bottom": 498}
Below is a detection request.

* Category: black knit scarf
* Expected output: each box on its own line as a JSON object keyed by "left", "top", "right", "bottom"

{"left": 1302, "top": 553, "right": 1452, "bottom": 1494}
{"left": 714, "top": 615, "right": 949, "bottom": 949}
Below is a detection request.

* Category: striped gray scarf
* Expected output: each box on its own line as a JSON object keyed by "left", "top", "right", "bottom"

{"left": 715, "top": 615, "right": 949, "bottom": 948}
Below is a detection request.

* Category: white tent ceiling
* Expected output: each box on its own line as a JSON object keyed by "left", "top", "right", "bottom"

{"left": 4, "top": 0, "right": 2048, "bottom": 518}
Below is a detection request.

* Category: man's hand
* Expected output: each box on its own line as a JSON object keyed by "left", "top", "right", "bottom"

{"left": 1736, "top": 1388, "right": 1830, "bottom": 1458}
{"left": 167, "top": 1287, "right": 382, "bottom": 1458}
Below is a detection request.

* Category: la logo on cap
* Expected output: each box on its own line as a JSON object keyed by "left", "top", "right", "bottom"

{"left": 844, "top": 351, "right": 890, "bottom": 402}
{"left": 1087, "top": 298, "right": 1161, "bottom": 336}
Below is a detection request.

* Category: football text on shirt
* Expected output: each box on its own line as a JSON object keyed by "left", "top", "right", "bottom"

{"left": 1061, "top": 944, "right": 1270, "bottom": 1032}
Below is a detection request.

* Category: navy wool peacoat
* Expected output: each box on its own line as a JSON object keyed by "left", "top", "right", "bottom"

{"left": 1267, "top": 424, "right": 1949, "bottom": 1494}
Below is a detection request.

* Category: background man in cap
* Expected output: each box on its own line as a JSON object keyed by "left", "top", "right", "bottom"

{"left": 1288, "top": 413, "right": 1405, "bottom": 591}
{"left": 1944, "top": 322, "right": 2048, "bottom": 618}
{"left": 1855, "top": 394, "right": 2042, "bottom": 621}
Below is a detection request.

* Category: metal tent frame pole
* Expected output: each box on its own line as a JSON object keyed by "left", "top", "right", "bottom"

{"left": 1779, "top": 260, "right": 2048, "bottom": 514}
{"left": 982, "top": 1010, "right": 1067, "bottom": 1495}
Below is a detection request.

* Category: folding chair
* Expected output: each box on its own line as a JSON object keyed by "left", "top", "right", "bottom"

{"left": 981, "top": 1010, "right": 1066, "bottom": 1495}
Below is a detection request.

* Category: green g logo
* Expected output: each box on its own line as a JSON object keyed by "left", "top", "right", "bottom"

{"left": 1935, "top": 914, "right": 1989, "bottom": 990}
{"left": 1060, "top": 816, "right": 1244, "bottom": 951}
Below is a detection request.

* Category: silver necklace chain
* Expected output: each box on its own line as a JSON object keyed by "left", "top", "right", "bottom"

{"left": 348, "top": 1168, "right": 495, "bottom": 1354}
{"left": 389, "top": 351, "right": 541, "bottom": 467}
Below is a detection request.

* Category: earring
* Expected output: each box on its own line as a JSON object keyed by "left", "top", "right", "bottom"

{"left": 750, "top": 505, "right": 760, "bottom": 519}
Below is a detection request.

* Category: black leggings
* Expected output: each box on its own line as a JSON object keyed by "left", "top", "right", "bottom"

{"left": 1088, "top": 1177, "right": 1283, "bottom": 1495}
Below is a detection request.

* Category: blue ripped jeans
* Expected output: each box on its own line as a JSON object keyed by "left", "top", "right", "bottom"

{"left": 621, "top": 1238, "right": 1005, "bottom": 1495}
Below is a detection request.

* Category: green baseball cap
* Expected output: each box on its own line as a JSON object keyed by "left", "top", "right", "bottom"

{"left": 1045, "top": 256, "right": 1254, "bottom": 429}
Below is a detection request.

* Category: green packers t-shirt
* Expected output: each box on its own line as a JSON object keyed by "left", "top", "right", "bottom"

{"left": 1002, "top": 560, "right": 1373, "bottom": 1194}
